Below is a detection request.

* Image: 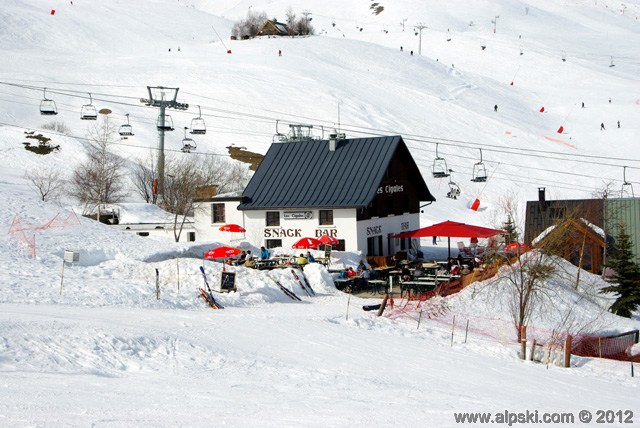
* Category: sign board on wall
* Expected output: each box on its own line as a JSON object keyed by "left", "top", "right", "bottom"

{"left": 283, "top": 211, "right": 312, "bottom": 220}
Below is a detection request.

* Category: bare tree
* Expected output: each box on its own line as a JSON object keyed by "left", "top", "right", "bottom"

{"left": 68, "top": 117, "right": 128, "bottom": 219}
{"left": 25, "top": 167, "right": 65, "bottom": 202}
{"left": 161, "top": 155, "right": 248, "bottom": 241}
{"left": 285, "top": 7, "right": 297, "bottom": 35}
{"left": 131, "top": 152, "right": 157, "bottom": 204}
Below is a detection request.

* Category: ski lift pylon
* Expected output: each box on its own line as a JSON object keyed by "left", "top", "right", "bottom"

{"left": 432, "top": 143, "right": 450, "bottom": 178}
{"left": 470, "top": 149, "right": 488, "bottom": 183}
{"left": 181, "top": 126, "right": 196, "bottom": 153}
{"left": 621, "top": 166, "right": 634, "bottom": 198}
{"left": 80, "top": 93, "right": 98, "bottom": 120}
{"left": 189, "top": 105, "right": 206, "bottom": 135}
{"left": 39, "top": 88, "right": 58, "bottom": 115}
{"left": 118, "top": 113, "right": 134, "bottom": 137}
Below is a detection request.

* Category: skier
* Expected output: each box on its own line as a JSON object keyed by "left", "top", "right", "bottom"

{"left": 601, "top": 123, "right": 605, "bottom": 131}
{"left": 410, "top": 50, "right": 414, "bottom": 56}
{"left": 494, "top": 104, "right": 498, "bottom": 112}
{"left": 278, "top": 49, "right": 282, "bottom": 56}
{"left": 400, "top": 46, "right": 403, "bottom": 52}
{"left": 432, "top": 236, "right": 437, "bottom": 245}
{"left": 581, "top": 102, "right": 585, "bottom": 108}
{"left": 617, "top": 120, "right": 620, "bottom": 128}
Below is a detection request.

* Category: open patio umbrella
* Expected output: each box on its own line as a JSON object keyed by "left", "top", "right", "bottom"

{"left": 391, "top": 220, "right": 505, "bottom": 258}
{"left": 204, "top": 246, "right": 241, "bottom": 259}
{"left": 219, "top": 224, "right": 246, "bottom": 233}
{"left": 502, "top": 242, "right": 532, "bottom": 254}
{"left": 318, "top": 235, "right": 339, "bottom": 245}
{"left": 292, "top": 237, "right": 322, "bottom": 250}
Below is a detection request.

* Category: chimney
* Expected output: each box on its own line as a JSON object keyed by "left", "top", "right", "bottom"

{"left": 538, "top": 187, "right": 546, "bottom": 211}
{"left": 328, "top": 131, "right": 338, "bottom": 152}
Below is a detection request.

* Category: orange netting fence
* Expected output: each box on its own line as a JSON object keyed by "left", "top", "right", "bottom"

{"left": 8, "top": 211, "right": 81, "bottom": 258}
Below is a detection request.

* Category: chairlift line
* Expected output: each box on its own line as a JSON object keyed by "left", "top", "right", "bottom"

{"left": 190, "top": 105, "right": 206, "bottom": 135}
{"left": 621, "top": 166, "right": 634, "bottom": 198}
{"left": 157, "top": 114, "right": 174, "bottom": 131}
{"left": 181, "top": 126, "right": 197, "bottom": 153}
{"left": 118, "top": 113, "right": 134, "bottom": 136}
{"left": 470, "top": 148, "right": 488, "bottom": 183}
{"left": 432, "top": 143, "right": 450, "bottom": 178}
{"left": 39, "top": 88, "right": 58, "bottom": 115}
{"left": 80, "top": 93, "right": 98, "bottom": 120}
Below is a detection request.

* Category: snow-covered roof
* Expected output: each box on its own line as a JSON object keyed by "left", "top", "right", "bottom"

{"left": 532, "top": 217, "right": 605, "bottom": 245}
{"left": 108, "top": 203, "right": 184, "bottom": 225}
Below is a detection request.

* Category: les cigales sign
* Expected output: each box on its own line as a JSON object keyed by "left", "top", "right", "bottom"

{"left": 283, "top": 211, "right": 313, "bottom": 220}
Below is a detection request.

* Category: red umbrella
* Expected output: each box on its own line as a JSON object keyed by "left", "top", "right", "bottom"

{"left": 503, "top": 242, "right": 531, "bottom": 254}
{"left": 204, "top": 246, "right": 241, "bottom": 259}
{"left": 219, "top": 224, "right": 246, "bottom": 233}
{"left": 318, "top": 235, "right": 339, "bottom": 245}
{"left": 292, "top": 237, "right": 322, "bottom": 249}
{"left": 392, "top": 220, "right": 505, "bottom": 258}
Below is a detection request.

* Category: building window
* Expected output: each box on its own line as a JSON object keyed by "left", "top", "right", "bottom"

{"left": 211, "top": 203, "right": 225, "bottom": 224}
{"left": 266, "top": 211, "right": 280, "bottom": 227}
{"left": 319, "top": 210, "right": 333, "bottom": 226}
{"left": 187, "top": 232, "right": 196, "bottom": 242}
{"left": 266, "top": 239, "right": 282, "bottom": 249}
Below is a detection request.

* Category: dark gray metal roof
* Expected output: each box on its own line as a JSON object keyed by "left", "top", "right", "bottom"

{"left": 238, "top": 135, "right": 434, "bottom": 210}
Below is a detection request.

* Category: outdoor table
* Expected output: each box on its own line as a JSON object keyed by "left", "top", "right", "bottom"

{"left": 367, "top": 280, "right": 387, "bottom": 294}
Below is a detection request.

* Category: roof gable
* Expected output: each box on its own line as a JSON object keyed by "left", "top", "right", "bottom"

{"left": 238, "top": 135, "right": 434, "bottom": 210}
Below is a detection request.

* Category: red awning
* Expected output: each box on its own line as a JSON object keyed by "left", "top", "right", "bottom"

{"left": 292, "top": 237, "right": 322, "bottom": 249}
{"left": 204, "top": 246, "right": 241, "bottom": 259}
{"left": 392, "top": 220, "right": 505, "bottom": 239}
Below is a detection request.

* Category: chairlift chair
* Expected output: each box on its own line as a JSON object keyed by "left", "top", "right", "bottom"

{"left": 39, "top": 88, "right": 58, "bottom": 116}
{"left": 80, "top": 93, "right": 97, "bottom": 120}
{"left": 446, "top": 29, "right": 451, "bottom": 42}
{"left": 181, "top": 127, "right": 196, "bottom": 153}
{"left": 446, "top": 170, "right": 461, "bottom": 199}
{"left": 118, "top": 113, "right": 134, "bottom": 137}
{"left": 609, "top": 56, "right": 615, "bottom": 68}
{"left": 561, "top": 51, "right": 567, "bottom": 62}
{"left": 157, "top": 114, "right": 174, "bottom": 131}
{"left": 470, "top": 149, "right": 488, "bottom": 183}
{"left": 432, "top": 143, "right": 450, "bottom": 178}
{"left": 189, "top": 105, "right": 206, "bottom": 135}
{"left": 621, "top": 166, "right": 635, "bottom": 198}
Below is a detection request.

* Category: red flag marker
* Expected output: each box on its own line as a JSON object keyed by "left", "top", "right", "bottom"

{"left": 539, "top": 106, "right": 545, "bottom": 112}
{"left": 557, "top": 126, "right": 564, "bottom": 134}
{"left": 227, "top": 50, "right": 232, "bottom": 54}
{"left": 51, "top": 9, "right": 55, "bottom": 15}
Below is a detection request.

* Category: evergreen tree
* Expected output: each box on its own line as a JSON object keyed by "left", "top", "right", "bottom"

{"left": 502, "top": 215, "right": 519, "bottom": 244}
{"left": 601, "top": 223, "right": 640, "bottom": 317}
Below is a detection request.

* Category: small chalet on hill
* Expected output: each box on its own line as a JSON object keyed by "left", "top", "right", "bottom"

{"left": 194, "top": 135, "right": 435, "bottom": 257}
{"left": 525, "top": 188, "right": 640, "bottom": 270}
{"left": 257, "top": 20, "right": 289, "bottom": 36}
{"left": 533, "top": 218, "right": 605, "bottom": 274}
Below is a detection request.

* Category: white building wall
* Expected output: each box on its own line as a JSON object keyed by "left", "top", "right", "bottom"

{"left": 193, "top": 199, "right": 245, "bottom": 243}
{"left": 115, "top": 223, "right": 195, "bottom": 243}
{"left": 193, "top": 200, "right": 421, "bottom": 256}
{"left": 356, "top": 213, "right": 421, "bottom": 256}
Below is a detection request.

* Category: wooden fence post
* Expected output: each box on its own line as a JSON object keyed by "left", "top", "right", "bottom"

{"left": 376, "top": 295, "right": 389, "bottom": 317}
{"left": 450, "top": 315, "right": 456, "bottom": 347}
{"left": 464, "top": 319, "right": 469, "bottom": 343}
{"left": 520, "top": 324, "right": 527, "bottom": 360}
{"left": 155, "top": 268, "right": 160, "bottom": 300}
{"left": 564, "top": 335, "right": 572, "bottom": 368}
{"left": 530, "top": 339, "right": 537, "bottom": 361}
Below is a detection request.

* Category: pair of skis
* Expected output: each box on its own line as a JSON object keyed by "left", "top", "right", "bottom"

{"left": 269, "top": 277, "right": 302, "bottom": 301}
{"left": 291, "top": 269, "right": 315, "bottom": 296}
{"left": 199, "top": 266, "right": 224, "bottom": 309}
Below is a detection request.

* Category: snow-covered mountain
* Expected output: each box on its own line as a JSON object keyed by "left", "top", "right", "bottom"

{"left": 1, "top": 1, "right": 639, "bottom": 425}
